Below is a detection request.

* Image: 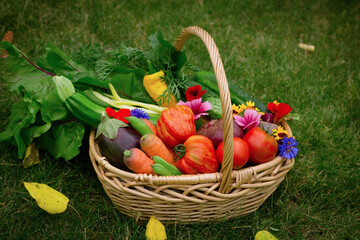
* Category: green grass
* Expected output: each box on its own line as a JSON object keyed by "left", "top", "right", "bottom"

{"left": 1, "top": 0, "right": 359, "bottom": 239}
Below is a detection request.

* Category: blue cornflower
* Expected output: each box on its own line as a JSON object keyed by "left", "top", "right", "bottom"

{"left": 279, "top": 136, "right": 298, "bottom": 159}
{"left": 130, "top": 108, "right": 150, "bottom": 119}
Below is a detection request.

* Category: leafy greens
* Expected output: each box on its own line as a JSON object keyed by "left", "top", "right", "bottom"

{"left": 0, "top": 31, "right": 189, "bottom": 161}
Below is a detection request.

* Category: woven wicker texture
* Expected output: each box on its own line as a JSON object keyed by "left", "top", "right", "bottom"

{"left": 89, "top": 26, "right": 295, "bottom": 223}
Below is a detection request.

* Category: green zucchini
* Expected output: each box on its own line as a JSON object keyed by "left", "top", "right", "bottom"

{"left": 65, "top": 92, "right": 106, "bottom": 127}
{"left": 184, "top": 80, "right": 218, "bottom": 97}
{"left": 194, "top": 71, "right": 267, "bottom": 112}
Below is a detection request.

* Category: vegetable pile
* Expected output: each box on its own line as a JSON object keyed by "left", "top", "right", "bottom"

{"left": 0, "top": 31, "right": 299, "bottom": 175}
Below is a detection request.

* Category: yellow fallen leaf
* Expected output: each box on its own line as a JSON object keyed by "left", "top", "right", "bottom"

{"left": 145, "top": 215, "right": 167, "bottom": 240}
{"left": 22, "top": 142, "right": 41, "bottom": 168}
{"left": 255, "top": 230, "right": 278, "bottom": 240}
{"left": 23, "top": 182, "right": 69, "bottom": 214}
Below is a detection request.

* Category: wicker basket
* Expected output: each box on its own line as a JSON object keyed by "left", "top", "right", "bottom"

{"left": 89, "top": 26, "right": 295, "bottom": 223}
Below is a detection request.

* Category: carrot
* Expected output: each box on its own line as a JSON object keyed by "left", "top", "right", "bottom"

{"left": 166, "top": 146, "right": 177, "bottom": 160}
{"left": 123, "top": 148, "right": 155, "bottom": 174}
{"left": 166, "top": 146, "right": 180, "bottom": 168}
{"left": 141, "top": 119, "right": 157, "bottom": 136}
{"left": 140, "top": 134, "right": 176, "bottom": 166}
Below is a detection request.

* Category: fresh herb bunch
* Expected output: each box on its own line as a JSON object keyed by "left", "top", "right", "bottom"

{"left": 71, "top": 32, "right": 191, "bottom": 104}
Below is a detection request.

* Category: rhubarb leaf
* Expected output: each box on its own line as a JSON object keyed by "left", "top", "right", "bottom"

{"left": 0, "top": 90, "right": 46, "bottom": 158}
{"left": 0, "top": 41, "right": 53, "bottom": 102}
{"left": 44, "top": 42, "right": 94, "bottom": 78}
{"left": 37, "top": 121, "right": 85, "bottom": 161}
{"left": 40, "top": 91, "right": 68, "bottom": 123}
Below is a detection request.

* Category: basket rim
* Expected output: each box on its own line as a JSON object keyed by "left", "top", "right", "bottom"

{"left": 89, "top": 119, "right": 293, "bottom": 186}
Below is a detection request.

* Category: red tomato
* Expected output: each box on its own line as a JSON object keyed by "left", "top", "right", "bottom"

{"left": 156, "top": 105, "right": 196, "bottom": 148}
{"left": 176, "top": 135, "right": 219, "bottom": 174}
{"left": 216, "top": 137, "right": 249, "bottom": 170}
{"left": 243, "top": 127, "right": 278, "bottom": 165}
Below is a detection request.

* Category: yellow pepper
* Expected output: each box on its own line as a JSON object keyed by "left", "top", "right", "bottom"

{"left": 143, "top": 61, "right": 177, "bottom": 108}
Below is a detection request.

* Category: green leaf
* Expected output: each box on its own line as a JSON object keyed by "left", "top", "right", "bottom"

{"left": 148, "top": 31, "right": 186, "bottom": 75}
{"left": 95, "top": 115, "right": 128, "bottom": 140}
{"left": 40, "top": 91, "right": 69, "bottom": 123}
{"left": 7, "top": 93, "right": 42, "bottom": 158}
{"left": 38, "top": 121, "right": 85, "bottom": 160}
{"left": 36, "top": 55, "right": 55, "bottom": 74}
{"left": 285, "top": 113, "right": 300, "bottom": 121}
{"left": 22, "top": 123, "right": 52, "bottom": 145}
{"left": 72, "top": 70, "right": 154, "bottom": 104}
{"left": 0, "top": 130, "right": 13, "bottom": 143}
{"left": 44, "top": 42, "right": 93, "bottom": 78}
{"left": 0, "top": 89, "right": 54, "bottom": 159}
{"left": 0, "top": 42, "right": 53, "bottom": 101}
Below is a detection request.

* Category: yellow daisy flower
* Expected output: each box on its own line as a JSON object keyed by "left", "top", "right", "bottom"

{"left": 232, "top": 104, "right": 242, "bottom": 115}
{"left": 239, "top": 101, "right": 264, "bottom": 114}
{"left": 272, "top": 100, "right": 279, "bottom": 106}
{"left": 272, "top": 126, "right": 288, "bottom": 141}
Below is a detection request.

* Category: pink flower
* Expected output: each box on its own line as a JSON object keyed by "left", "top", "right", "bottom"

{"left": 177, "top": 98, "right": 212, "bottom": 120}
{"left": 234, "top": 109, "right": 261, "bottom": 130}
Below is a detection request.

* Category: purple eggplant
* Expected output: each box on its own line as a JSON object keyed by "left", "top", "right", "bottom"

{"left": 96, "top": 127, "right": 142, "bottom": 170}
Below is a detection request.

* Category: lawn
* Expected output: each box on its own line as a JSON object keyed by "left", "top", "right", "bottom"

{"left": 1, "top": 0, "right": 359, "bottom": 239}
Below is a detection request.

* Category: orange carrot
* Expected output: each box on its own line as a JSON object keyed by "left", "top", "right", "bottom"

{"left": 140, "top": 134, "right": 176, "bottom": 166}
{"left": 166, "top": 146, "right": 177, "bottom": 160}
{"left": 166, "top": 146, "right": 180, "bottom": 169}
{"left": 123, "top": 148, "right": 155, "bottom": 174}
{"left": 142, "top": 119, "right": 157, "bottom": 136}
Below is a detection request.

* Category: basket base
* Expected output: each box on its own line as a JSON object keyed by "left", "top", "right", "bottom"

{"left": 101, "top": 174, "right": 285, "bottom": 223}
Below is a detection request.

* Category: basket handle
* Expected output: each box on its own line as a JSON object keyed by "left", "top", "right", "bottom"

{"left": 174, "top": 26, "right": 234, "bottom": 193}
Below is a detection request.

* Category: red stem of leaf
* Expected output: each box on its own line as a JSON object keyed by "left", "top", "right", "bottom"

{"left": 18, "top": 50, "right": 56, "bottom": 76}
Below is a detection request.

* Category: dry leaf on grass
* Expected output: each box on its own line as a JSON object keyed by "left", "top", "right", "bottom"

{"left": 145, "top": 215, "right": 167, "bottom": 240}
{"left": 2, "top": 31, "right": 14, "bottom": 43}
{"left": 1, "top": 31, "right": 14, "bottom": 58}
{"left": 255, "top": 230, "right": 278, "bottom": 240}
{"left": 23, "top": 182, "right": 69, "bottom": 214}
{"left": 22, "top": 142, "right": 41, "bottom": 168}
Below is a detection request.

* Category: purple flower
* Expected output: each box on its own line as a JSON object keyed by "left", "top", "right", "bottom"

{"left": 130, "top": 108, "right": 150, "bottom": 119}
{"left": 177, "top": 98, "right": 212, "bottom": 120}
{"left": 279, "top": 136, "right": 299, "bottom": 159}
{"left": 234, "top": 109, "right": 261, "bottom": 130}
